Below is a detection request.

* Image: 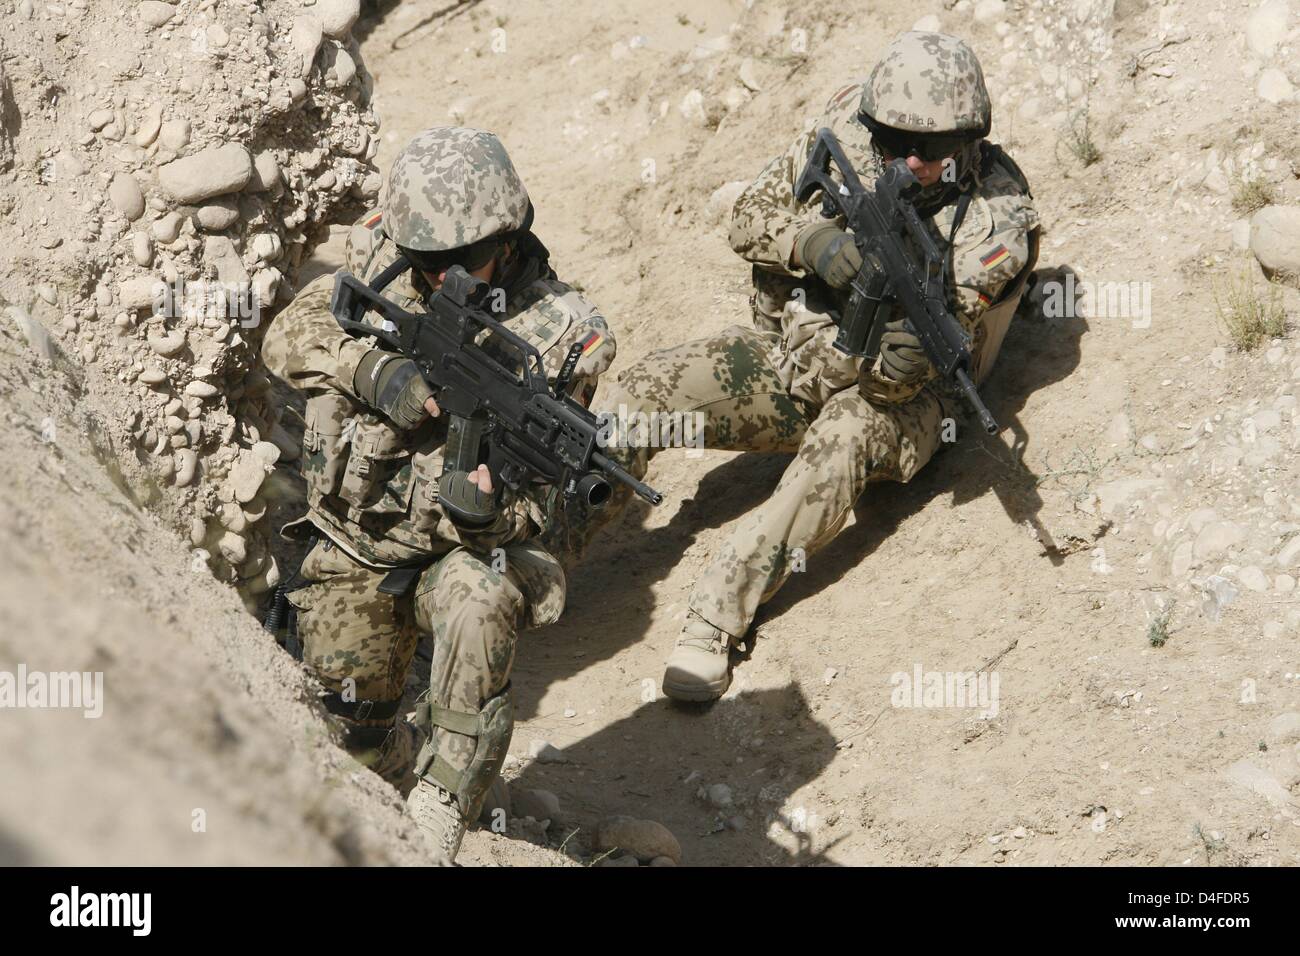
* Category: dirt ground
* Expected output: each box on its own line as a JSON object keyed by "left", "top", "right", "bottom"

{"left": 3, "top": 0, "right": 1300, "bottom": 866}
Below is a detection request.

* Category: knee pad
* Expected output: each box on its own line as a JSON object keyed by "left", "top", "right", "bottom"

{"left": 413, "top": 685, "right": 515, "bottom": 822}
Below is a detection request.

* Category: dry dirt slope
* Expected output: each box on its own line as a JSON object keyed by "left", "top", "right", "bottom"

{"left": 2, "top": 0, "right": 1300, "bottom": 867}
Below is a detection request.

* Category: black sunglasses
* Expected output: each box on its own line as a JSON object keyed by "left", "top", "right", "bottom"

{"left": 858, "top": 112, "right": 972, "bottom": 162}
{"left": 400, "top": 237, "right": 501, "bottom": 276}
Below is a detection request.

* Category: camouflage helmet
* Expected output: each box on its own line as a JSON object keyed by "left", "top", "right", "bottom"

{"left": 382, "top": 126, "right": 531, "bottom": 252}
{"left": 859, "top": 32, "right": 991, "bottom": 138}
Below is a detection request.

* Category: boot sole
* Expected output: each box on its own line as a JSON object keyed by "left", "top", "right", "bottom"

{"left": 662, "top": 673, "right": 730, "bottom": 702}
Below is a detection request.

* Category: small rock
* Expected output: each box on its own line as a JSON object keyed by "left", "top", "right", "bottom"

{"left": 196, "top": 199, "right": 240, "bottom": 231}
{"left": 184, "top": 380, "right": 219, "bottom": 400}
{"left": 1238, "top": 565, "right": 1270, "bottom": 592}
{"left": 147, "top": 329, "right": 186, "bottom": 357}
{"left": 648, "top": 855, "right": 676, "bottom": 867}
{"left": 132, "top": 104, "right": 162, "bottom": 148}
{"left": 137, "top": 1, "right": 174, "bottom": 29}
{"left": 218, "top": 531, "right": 247, "bottom": 566}
{"left": 229, "top": 450, "right": 268, "bottom": 502}
{"left": 158, "top": 118, "right": 190, "bottom": 153}
{"left": 317, "top": 0, "right": 361, "bottom": 38}
{"left": 706, "top": 783, "right": 733, "bottom": 808}
{"left": 108, "top": 173, "right": 145, "bottom": 221}
{"left": 1250, "top": 205, "right": 1300, "bottom": 277}
{"left": 174, "top": 448, "right": 198, "bottom": 487}
{"left": 596, "top": 816, "right": 681, "bottom": 864}
{"left": 131, "top": 232, "right": 153, "bottom": 266}
{"left": 248, "top": 152, "right": 281, "bottom": 192}
{"left": 251, "top": 233, "right": 282, "bottom": 262}
{"left": 119, "top": 276, "right": 161, "bottom": 311}
{"left": 1257, "top": 68, "right": 1295, "bottom": 104}
{"left": 290, "top": 15, "right": 324, "bottom": 75}
{"left": 151, "top": 211, "right": 184, "bottom": 244}
{"left": 598, "top": 854, "right": 639, "bottom": 867}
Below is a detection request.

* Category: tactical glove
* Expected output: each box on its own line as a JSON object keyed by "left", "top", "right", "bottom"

{"left": 878, "top": 314, "right": 930, "bottom": 384}
{"left": 354, "top": 349, "right": 436, "bottom": 431}
{"left": 794, "top": 221, "right": 863, "bottom": 290}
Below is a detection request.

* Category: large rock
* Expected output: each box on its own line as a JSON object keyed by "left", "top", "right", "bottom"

{"left": 158, "top": 144, "right": 252, "bottom": 204}
{"left": 1250, "top": 205, "right": 1300, "bottom": 276}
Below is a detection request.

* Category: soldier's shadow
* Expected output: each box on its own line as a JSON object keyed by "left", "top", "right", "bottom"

{"left": 503, "top": 683, "right": 845, "bottom": 866}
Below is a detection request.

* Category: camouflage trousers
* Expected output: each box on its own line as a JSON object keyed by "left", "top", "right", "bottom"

{"left": 288, "top": 536, "right": 565, "bottom": 789}
{"left": 580, "top": 324, "right": 948, "bottom": 640}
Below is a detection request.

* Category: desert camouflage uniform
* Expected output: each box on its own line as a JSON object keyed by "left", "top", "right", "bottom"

{"left": 585, "top": 63, "right": 1039, "bottom": 648}
{"left": 261, "top": 208, "right": 615, "bottom": 810}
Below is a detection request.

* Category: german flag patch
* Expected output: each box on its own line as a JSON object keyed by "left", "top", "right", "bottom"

{"left": 579, "top": 330, "right": 603, "bottom": 353}
{"left": 979, "top": 244, "right": 1010, "bottom": 269}
{"left": 364, "top": 211, "right": 383, "bottom": 230}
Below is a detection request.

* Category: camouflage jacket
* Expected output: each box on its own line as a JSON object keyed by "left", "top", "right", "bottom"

{"left": 262, "top": 210, "right": 616, "bottom": 568}
{"left": 729, "top": 83, "right": 1040, "bottom": 409}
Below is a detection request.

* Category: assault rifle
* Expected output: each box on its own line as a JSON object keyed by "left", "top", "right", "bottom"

{"left": 794, "top": 128, "right": 999, "bottom": 434}
{"left": 330, "top": 263, "right": 663, "bottom": 525}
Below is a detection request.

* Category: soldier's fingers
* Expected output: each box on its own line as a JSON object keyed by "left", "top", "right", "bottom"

{"left": 472, "top": 464, "right": 494, "bottom": 494}
{"left": 424, "top": 396, "right": 441, "bottom": 418}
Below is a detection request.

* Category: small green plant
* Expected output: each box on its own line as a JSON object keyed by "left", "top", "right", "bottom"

{"left": 1147, "top": 604, "right": 1174, "bottom": 647}
{"left": 1230, "top": 173, "right": 1275, "bottom": 215}
{"left": 676, "top": 12, "right": 690, "bottom": 26}
{"left": 1061, "top": 107, "right": 1101, "bottom": 167}
{"left": 1213, "top": 261, "right": 1287, "bottom": 351}
{"left": 1258, "top": 740, "right": 1269, "bottom": 752}
{"left": 1192, "top": 822, "right": 1226, "bottom": 860}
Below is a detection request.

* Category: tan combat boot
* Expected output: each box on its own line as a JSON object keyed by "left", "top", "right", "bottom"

{"left": 406, "top": 778, "right": 468, "bottom": 866}
{"left": 662, "top": 614, "right": 734, "bottom": 702}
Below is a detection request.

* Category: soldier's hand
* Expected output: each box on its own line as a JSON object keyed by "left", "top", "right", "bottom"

{"left": 795, "top": 221, "right": 863, "bottom": 290}
{"left": 468, "top": 464, "right": 493, "bottom": 494}
{"left": 879, "top": 314, "right": 929, "bottom": 384}
{"left": 354, "top": 350, "right": 438, "bottom": 430}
